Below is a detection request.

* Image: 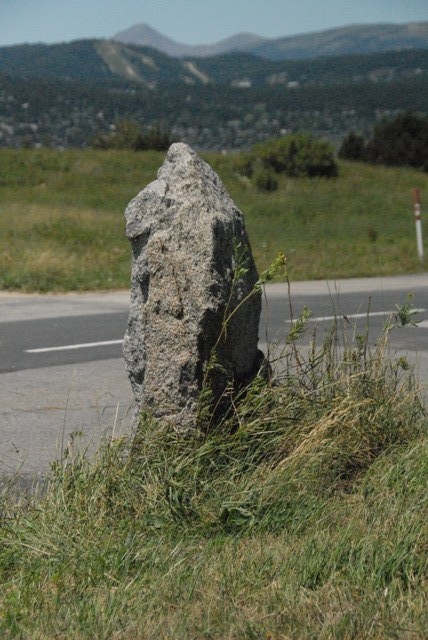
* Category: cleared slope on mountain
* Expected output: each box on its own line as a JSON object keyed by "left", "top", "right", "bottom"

{"left": 0, "top": 39, "right": 213, "bottom": 85}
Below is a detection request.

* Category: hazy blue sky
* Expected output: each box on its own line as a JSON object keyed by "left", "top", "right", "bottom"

{"left": 1, "top": 0, "right": 428, "bottom": 47}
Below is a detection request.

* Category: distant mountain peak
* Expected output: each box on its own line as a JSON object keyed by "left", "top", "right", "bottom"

{"left": 113, "top": 23, "right": 186, "bottom": 56}
{"left": 113, "top": 22, "right": 267, "bottom": 57}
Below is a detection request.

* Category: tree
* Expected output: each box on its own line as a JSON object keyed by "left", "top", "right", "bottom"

{"left": 338, "top": 132, "right": 366, "bottom": 161}
{"left": 134, "top": 125, "right": 171, "bottom": 151}
{"left": 365, "top": 112, "right": 428, "bottom": 170}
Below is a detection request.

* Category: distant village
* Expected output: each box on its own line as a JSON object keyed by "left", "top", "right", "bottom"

{"left": 0, "top": 79, "right": 403, "bottom": 152}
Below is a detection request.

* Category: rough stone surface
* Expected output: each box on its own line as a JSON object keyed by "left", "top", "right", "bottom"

{"left": 123, "top": 142, "right": 264, "bottom": 430}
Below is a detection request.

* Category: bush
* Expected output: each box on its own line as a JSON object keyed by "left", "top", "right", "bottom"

{"left": 93, "top": 119, "right": 171, "bottom": 151}
{"left": 252, "top": 133, "right": 338, "bottom": 178}
{"left": 252, "top": 166, "right": 278, "bottom": 192}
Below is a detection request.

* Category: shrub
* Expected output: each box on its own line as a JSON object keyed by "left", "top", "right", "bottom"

{"left": 231, "top": 152, "right": 254, "bottom": 178}
{"left": 93, "top": 119, "right": 171, "bottom": 151}
{"left": 252, "top": 133, "right": 338, "bottom": 178}
{"left": 252, "top": 166, "right": 278, "bottom": 192}
{"left": 134, "top": 125, "right": 172, "bottom": 152}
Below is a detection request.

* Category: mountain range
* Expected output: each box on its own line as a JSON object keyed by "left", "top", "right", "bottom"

{"left": 1, "top": 21, "right": 428, "bottom": 87}
{"left": 1, "top": 35, "right": 428, "bottom": 88}
{"left": 1, "top": 21, "right": 428, "bottom": 152}
{"left": 113, "top": 21, "right": 428, "bottom": 60}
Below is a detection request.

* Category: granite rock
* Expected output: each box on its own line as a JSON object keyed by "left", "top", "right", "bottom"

{"left": 123, "top": 143, "right": 264, "bottom": 430}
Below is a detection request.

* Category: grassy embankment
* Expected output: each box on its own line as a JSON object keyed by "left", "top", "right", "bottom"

{"left": 0, "top": 148, "right": 427, "bottom": 637}
{"left": 0, "top": 148, "right": 427, "bottom": 292}
{"left": 0, "top": 309, "right": 427, "bottom": 638}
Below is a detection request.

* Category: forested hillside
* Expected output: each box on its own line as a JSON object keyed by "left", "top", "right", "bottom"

{"left": 0, "top": 40, "right": 427, "bottom": 150}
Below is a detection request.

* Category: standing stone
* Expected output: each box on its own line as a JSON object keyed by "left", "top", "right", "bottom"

{"left": 123, "top": 143, "right": 264, "bottom": 430}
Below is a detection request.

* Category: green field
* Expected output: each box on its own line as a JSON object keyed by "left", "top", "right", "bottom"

{"left": 0, "top": 148, "right": 426, "bottom": 291}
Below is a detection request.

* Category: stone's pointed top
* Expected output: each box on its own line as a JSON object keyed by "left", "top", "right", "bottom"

{"left": 160, "top": 142, "right": 202, "bottom": 177}
{"left": 166, "top": 141, "right": 196, "bottom": 159}
{"left": 125, "top": 143, "right": 231, "bottom": 241}
{"left": 157, "top": 142, "right": 229, "bottom": 202}
{"left": 158, "top": 142, "right": 201, "bottom": 171}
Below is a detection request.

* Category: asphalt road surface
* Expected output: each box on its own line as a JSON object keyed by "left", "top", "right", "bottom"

{"left": 1, "top": 273, "right": 427, "bottom": 478}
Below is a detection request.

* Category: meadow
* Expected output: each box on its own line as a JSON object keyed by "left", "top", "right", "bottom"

{"left": 0, "top": 148, "right": 427, "bottom": 291}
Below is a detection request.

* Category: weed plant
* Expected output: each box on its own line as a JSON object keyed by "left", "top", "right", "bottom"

{"left": 0, "top": 148, "right": 427, "bottom": 291}
{"left": 0, "top": 299, "right": 426, "bottom": 638}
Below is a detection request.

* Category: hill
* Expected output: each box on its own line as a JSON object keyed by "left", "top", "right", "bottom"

{"left": 0, "top": 40, "right": 210, "bottom": 85}
{"left": 0, "top": 39, "right": 427, "bottom": 151}
{"left": 113, "top": 21, "right": 428, "bottom": 60}
{"left": 1, "top": 39, "right": 428, "bottom": 88}
{"left": 251, "top": 21, "right": 428, "bottom": 60}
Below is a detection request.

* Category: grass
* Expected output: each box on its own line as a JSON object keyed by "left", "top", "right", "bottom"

{"left": 0, "top": 149, "right": 160, "bottom": 291}
{"left": 210, "top": 154, "right": 428, "bottom": 279}
{"left": 0, "top": 148, "right": 427, "bottom": 291}
{"left": 0, "top": 309, "right": 427, "bottom": 638}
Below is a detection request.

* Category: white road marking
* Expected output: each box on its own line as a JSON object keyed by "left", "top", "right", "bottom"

{"left": 24, "top": 310, "right": 428, "bottom": 355}
{"left": 25, "top": 339, "right": 124, "bottom": 354}
{"left": 308, "top": 309, "right": 426, "bottom": 323}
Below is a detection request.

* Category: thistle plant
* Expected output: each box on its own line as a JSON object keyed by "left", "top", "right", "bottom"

{"left": 394, "top": 292, "right": 420, "bottom": 327}
{"left": 198, "top": 244, "right": 286, "bottom": 430}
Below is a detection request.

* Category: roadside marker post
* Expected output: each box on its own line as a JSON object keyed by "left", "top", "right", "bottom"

{"left": 413, "top": 188, "right": 424, "bottom": 262}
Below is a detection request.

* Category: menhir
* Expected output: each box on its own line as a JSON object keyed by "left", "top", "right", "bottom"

{"left": 123, "top": 143, "right": 265, "bottom": 430}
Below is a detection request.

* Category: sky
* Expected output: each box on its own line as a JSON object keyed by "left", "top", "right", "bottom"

{"left": 1, "top": 0, "right": 428, "bottom": 48}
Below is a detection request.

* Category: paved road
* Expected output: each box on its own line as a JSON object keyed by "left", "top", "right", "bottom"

{"left": 0, "top": 274, "right": 427, "bottom": 477}
{"left": 0, "top": 292, "right": 134, "bottom": 479}
{"left": 262, "top": 278, "right": 428, "bottom": 351}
